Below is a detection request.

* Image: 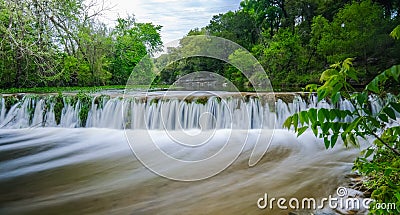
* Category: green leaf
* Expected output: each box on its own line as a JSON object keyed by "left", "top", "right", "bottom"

{"left": 344, "top": 117, "right": 361, "bottom": 135}
{"left": 384, "top": 168, "right": 392, "bottom": 176}
{"left": 322, "top": 109, "right": 330, "bottom": 121}
{"left": 331, "top": 91, "right": 341, "bottom": 105}
{"left": 389, "top": 65, "right": 400, "bottom": 81}
{"left": 317, "top": 88, "right": 328, "bottom": 102}
{"left": 299, "top": 111, "right": 309, "bottom": 125}
{"left": 293, "top": 113, "right": 299, "bottom": 130}
{"left": 340, "top": 110, "right": 352, "bottom": 119}
{"left": 283, "top": 116, "right": 292, "bottom": 129}
{"left": 324, "top": 137, "right": 330, "bottom": 149}
{"left": 318, "top": 109, "right": 325, "bottom": 122}
{"left": 332, "top": 122, "right": 341, "bottom": 133}
{"left": 329, "top": 109, "right": 337, "bottom": 121}
{"left": 297, "top": 127, "right": 308, "bottom": 137}
{"left": 383, "top": 107, "right": 396, "bottom": 120}
{"left": 347, "top": 68, "right": 359, "bottom": 82}
{"left": 305, "top": 84, "right": 318, "bottom": 92}
{"left": 308, "top": 108, "right": 317, "bottom": 123}
{"left": 366, "top": 78, "right": 379, "bottom": 93}
{"left": 365, "top": 116, "right": 381, "bottom": 128}
{"left": 331, "top": 134, "right": 339, "bottom": 147}
{"left": 320, "top": 123, "right": 329, "bottom": 134}
{"left": 365, "top": 147, "right": 374, "bottom": 158}
{"left": 378, "top": 113, "right": 389, "bottom": 123}
{"left": 356, "top": 92, "right": 367, "bottom": 105}
{"left": 390, "top": 102, "right": 400, "bottom": 113}
{"left": 347, "top": 133, "right": 358, "bottom": 147}
{"left": 320, "top": 68, "right": 338, "bottom": 82}
{"left": 390, "top": 24, "right": 400, "bottom": 39}
{"left": 311, "top": 123, "right": 318, "bottom": 136}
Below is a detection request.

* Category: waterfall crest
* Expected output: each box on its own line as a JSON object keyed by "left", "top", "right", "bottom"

{"left": 0, "top": 92, "right": 377, "bottom": 130}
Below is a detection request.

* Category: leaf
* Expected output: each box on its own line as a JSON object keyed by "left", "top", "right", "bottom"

{"left": 321, "top": 122, "right": 329, "bottom": 134}
{"left": 293, "top": 113, "right": 299, "bottom": 130}
{"left": 320, "top": 69, "right": 338, "bottom": 82}
{"left": 383, "top": 107, "right": 396, "bottom": 120}
{"left": 305, "top": 84, "right": 318, "bottom": 92}
{"left": 340, "top": 110, "right": 352, "bottom": 119}
{"left": 330, "top": 109, "right": 337, "bottom": 121}
{"left": 391, "top": 24, "right": 400, "bottom": 39}
{"left": 390, "top": 102, "right": 400, "bottom": 113}
{"left": 365, "top": 147, "right": 374, "bottom": 158}
{"left": 311, "top": 123, "right": 318, "bottom": 136}
{"left": 331, "top": 134, "right": 338, "bottom": 147}
{"left": 318, "top": 109, "right": 325, "bottom": 122}
{"left": 324, "top": 137, "right": 330, "bottom": 149}
{"left": 299, "top": 111, "right": 309, "bottom": 125}
{"left": 389, "top": 65, "right": 400, "bottom": 81}
{"left": 343, "top": 58, "right": 354, "bottom": 68}
{"left": 366, "top": 78, "right": 379, "bottom": 93}
{"left": 322, "top": 109, "right": 330, "bottom": 121}
{"left": 365, "top": 116, "right": 381, "bottom": 127}
{"left": 332, "top": 122, "right": 341, "bottom": 133}
{"left": 309, "top": 108, "right": 317, "bottom": 123}
{"left": 378, "top": 113, "right": 389, "bottom": 123}
{"left": 297, "top": 127, "right": 308, "bottom": 137}
{"left": 283, "top": 116, "right": 292, "bottom": 129}
{"left": 356, "top": 92, "right": 367, "bottom": 105}
{"left": 347, "top": 133, "right": 358, "bottom": 147}
{"left": 317, "top": 88, "right": 328, "bottom": 102}
{"left": 384, "top": 168, "right": 392, "bottom": 176}
{"left": 344, "top": 117, "right": 361, "bottom": 135}
{"left": 347, "top": 68, "right": 359, "bottom": 82}
{"left": 331, "top": 91, "right": 341, "bottom": 105}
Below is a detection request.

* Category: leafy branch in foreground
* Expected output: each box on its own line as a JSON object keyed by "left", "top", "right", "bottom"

{"left": 283, "top": 58, "right": 400, "bottom": 214}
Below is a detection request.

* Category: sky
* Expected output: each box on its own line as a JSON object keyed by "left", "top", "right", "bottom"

{"left": 102, "top": 0, "right": 242, "bottom": 44}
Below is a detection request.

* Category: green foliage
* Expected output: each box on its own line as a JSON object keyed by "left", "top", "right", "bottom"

{"left": 195, "top": 96, "right": 209, "bottom": 105}
{"left": 206, "top": 11, "right": 259, "bottom": 50}
{"left": 257, "top": 29, "right": 308, "bottom": 86}
{"left": 0, "top": 1, "right": 162, "bottom": 89}
{"left": 283, "top": 57, "right": 400, "bottom": 214}
{"left": 390, "top": 25, "right": 400, "bottom": 40}
{"left": 51, "top": 93, "right": 64, "bottom": 125}
{"left": 315, "top": 1, "right": 386, "bottom": 61}
{"left": 76, "top": 92, "right": 92, "bottom": 127}
{"left": 4, "top": 95, "right": 19, "bottom": 110}
{"left": 0, "top": 85, "right": 135, "bottom": 94}
{"left": 110, "top": 17, "right": 162, "bottom": 85}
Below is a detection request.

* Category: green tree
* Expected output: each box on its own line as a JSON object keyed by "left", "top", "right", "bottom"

{"left": 110, "top": 16, "right": 162, "bottom": 85}
{"left": 311, "top": 0, "right": 400, "bottom": 81}
{"left": 284, "top": 57, "right": 400, "bottom": 214}
{"left": 206, "top": 10, "right": 259, "bottom": 50}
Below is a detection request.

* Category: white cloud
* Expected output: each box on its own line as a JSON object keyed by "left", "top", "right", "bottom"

{"left": 102, "top": 0, "right": 242, "bottom": 43}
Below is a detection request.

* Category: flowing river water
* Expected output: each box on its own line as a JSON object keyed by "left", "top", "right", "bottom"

{"left": 0, "top": 92, "right": 378, "bottom": 214}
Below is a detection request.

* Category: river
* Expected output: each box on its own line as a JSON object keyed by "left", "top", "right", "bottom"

{"left": 0, "top": 92, "right": 368, "bottom": 214}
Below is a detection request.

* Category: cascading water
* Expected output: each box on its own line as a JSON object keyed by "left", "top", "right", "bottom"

{"left": 0, "top": 92, "right": 376, "bottom": 214}
{"left": 0, "top": 92, "right": 370, "bottom": 130}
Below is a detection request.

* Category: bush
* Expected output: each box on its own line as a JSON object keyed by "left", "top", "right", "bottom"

{"left": 283, "top": 58, "right": 400, "bottom": 214}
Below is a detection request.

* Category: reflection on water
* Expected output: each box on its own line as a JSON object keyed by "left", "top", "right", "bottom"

{"left": 0, "top": 128, "right": 359, "bottom": 214}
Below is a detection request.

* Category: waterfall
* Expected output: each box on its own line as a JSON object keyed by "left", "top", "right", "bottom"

{"left": 0, "top": 93, "right": 384, "bottom": 130}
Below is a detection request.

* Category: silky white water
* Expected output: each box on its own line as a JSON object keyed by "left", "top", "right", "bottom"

{"left": 0, "top": 92, "right": 364, "bottom": 130}
{"left": 0, "top": 92, "right": 374, "bottom": 214}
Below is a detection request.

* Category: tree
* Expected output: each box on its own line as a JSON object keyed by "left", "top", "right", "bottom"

{"left": 206, "top": 10, "right": 259, "bottom": 50}
{"left": 283, "top": 57, "right": 400, "bottom": 214}
{"left": 110, "top": 16, "right": 162, "bottom": 85}
{"left": 0, "top": 0, "right": 162, "bottom": 88}
{"left": 311, "top": 0, "right": 399, "bottom": 81}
